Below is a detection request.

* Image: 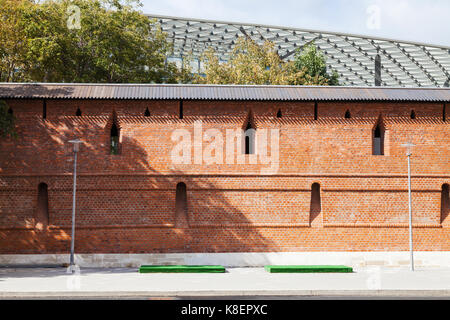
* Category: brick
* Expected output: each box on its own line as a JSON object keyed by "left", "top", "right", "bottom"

{"left": 0, "top": 98, "right": 448, "bottom": 253}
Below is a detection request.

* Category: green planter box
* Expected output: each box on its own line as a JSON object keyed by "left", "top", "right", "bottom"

{"left": 264, "top": 265, "right": 353, "bottom": 273}
{"left": 139, "top": 265, "right": 226, "bottom": 273}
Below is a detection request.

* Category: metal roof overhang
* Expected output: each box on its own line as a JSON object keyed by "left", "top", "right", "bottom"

{"left": 0, "top": 83, "right": 449, "bottom": 102}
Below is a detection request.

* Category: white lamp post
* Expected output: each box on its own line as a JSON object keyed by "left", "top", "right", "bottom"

{"left": 68, "top": 139, "right": 82, "bottom": 273}
{"left": 401, "top": 142, "right": 415, "bottom": 271}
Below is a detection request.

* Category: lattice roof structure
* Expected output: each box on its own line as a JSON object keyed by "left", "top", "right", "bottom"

{"left": 147, "top": 14, "right": 450, "bottom": 88}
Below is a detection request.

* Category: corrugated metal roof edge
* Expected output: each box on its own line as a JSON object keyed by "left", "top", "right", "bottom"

{"left": 0, "top": 83, "right": 449, "bottom": 102}
{"left": 1, "top": 97, "right": 448, "bottom": 102}
{"left": 1, "top": 82, "right": 449, "bottom": 90}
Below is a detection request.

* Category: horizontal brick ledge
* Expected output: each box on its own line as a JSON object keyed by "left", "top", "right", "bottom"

{"left": 0, "top": 223, "right": 310, "bottom": 231}
{"left": 189, "top": 223, "right": 311, "bottom": 228}
{"left": 0, "top": 224, "right": 175, "bottom": 231}
{"left": 1, "top": 173, "right": 449, "bottom": 178}
{"left": 1, "top": 223, "right": 444, "bottom": 230}
{"left": 324, "top": 223, "right": 442, "bottom": 228}
{"left": 0, "top": 188, "right": 445, "bottom": 193}
{"left": 1, "top": 223, "right": 311, "bottom": 230}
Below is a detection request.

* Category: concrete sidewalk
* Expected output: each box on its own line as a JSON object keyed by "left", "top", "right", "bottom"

{"left": 0, "top": 266, "right": 450, "bottom": 298}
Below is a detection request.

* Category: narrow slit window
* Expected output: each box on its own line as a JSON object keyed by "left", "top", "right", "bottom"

{"left": 314, "top": 102, "right": 318, "bottom": 120}
{"left": 75, "top": 107, "right": 82, "bottom": 116}
{"left": 36, "top": 183, "right": 49, "bottom": 227}
{"left": 441, "top": 184, "right": 449, "bottom": 224}
{"left": 7, "top": 107, "right": 13, "bottom": 115}
{"left": 443, "top": 104, "right": 446, "bottom": 122}
{"left": 410, "top": 110, "right": 416, "bottom": 119}
{"left": 244, "top": 119, "right": 256, "bottom": 155}
{"left": 110, "top": 119, "right": 120, "bottom": 155}
{"left": 144, "top": 107, "right": 150, "bottom": 117}
{"left": 179, "top": 100, "right": 183, "bottom": 119}
{"left": 373, "top": 120, "right": 385, "bottom": 155}
{"left": 276, "top": 109, "right": 282, "bottom": 118}
{"left": 345, "top": 110, "right": 351, "bottom": 119}
{"left": 175, "top": 182, "right": 188, "bottom": 227}
{"left": 43, "top": 100, "right": 47, "bottom": 119}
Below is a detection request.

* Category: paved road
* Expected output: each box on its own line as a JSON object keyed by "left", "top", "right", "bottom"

{"left": 1, "top": 266, "right": 450, "bottom": 298}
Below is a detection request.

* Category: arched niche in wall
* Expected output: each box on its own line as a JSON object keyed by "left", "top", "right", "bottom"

{"left": 309, "top": 183, "right": 322, "bottom": 225}
{"left": 36, "top": 183, "right": 49, "bottom": 229}
{"left": 372, "top": 115, "right": 385, "bottom": 155}
{"left": 175, "top": 182, "right": 189, "bottom": 228}
{"left": 108, "top": 110, "right": 121, "bottom": 155}
{"left": 243, "top": 110, "right": 256, "bottom": 155}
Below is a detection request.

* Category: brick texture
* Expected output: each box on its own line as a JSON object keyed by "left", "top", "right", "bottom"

{"left": 0, "top": 98, "right": 449, "bottom": 254}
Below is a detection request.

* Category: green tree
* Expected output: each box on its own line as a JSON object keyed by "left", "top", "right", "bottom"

{"left": 0, "top": 0, "right": 187, "bottom": 83}
{"left": 194, "top": 37, "right": 333, "bottom": 85}
{"left": 0, "top": 0, "right": 31, "bottom": 82}
{"left": 294, "top": 42, "right": 340, "bottom": 85}
{"left": 0, "top": 100, "right": 16, "bottom": 138}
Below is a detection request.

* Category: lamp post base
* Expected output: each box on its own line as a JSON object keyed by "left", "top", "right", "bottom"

{"left": 66, "top": 264, "right": 80, "bottom": 274}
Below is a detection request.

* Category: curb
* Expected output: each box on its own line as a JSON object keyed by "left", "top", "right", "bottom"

{"left": 1, "top": 290, "right": 450, "bottom": 298}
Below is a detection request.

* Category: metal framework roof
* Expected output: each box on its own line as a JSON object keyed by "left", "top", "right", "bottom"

{"left": 1, "top": 83, "right": 449, "bottom": 102}
{"left": 148, "top": 14, "right": 450, "bottom": 88}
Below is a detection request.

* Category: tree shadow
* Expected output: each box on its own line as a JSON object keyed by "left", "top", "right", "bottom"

{"left": 0, "top": 267, "right": 140, "bottom": 279}
{"left": 0, "top": 83, "right": 75, "bottom": 99}
{"left": 0, "top": 101, "right": 280, "bottom": 258}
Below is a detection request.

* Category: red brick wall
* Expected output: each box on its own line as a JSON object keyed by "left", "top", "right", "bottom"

{"left": 0, "top": 98, "right": 449, "bottom": 254}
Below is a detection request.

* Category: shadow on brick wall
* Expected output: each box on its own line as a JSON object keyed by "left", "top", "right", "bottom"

{"left": 0, "top": 112, "right": 277, "bottom": 255}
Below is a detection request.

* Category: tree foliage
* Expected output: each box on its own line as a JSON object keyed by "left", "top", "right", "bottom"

{"left": 0, "top": 0, "right": 340, "bottom": 87}
{"left": 0, "top": 0, "right": 30, "bottom": 82}
{"left": 194, "top": 37, "right": 339, "bottom": 85}
{"left": 0, "top": 0, "right": 187, "bottom": 83}
{"left": 293, "top": 42, "right": 340, "bottom": 85}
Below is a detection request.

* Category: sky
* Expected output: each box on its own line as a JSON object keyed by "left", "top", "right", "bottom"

{"left": 140, "top": 0, "right": 450, "bottom": 47}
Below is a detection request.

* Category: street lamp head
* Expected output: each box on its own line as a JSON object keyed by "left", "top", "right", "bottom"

{"left": 401, "top": 142, "right": 415, "bottom": 156}
{"left": 68, "top": 139, "right": 83, "bottom": 152}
